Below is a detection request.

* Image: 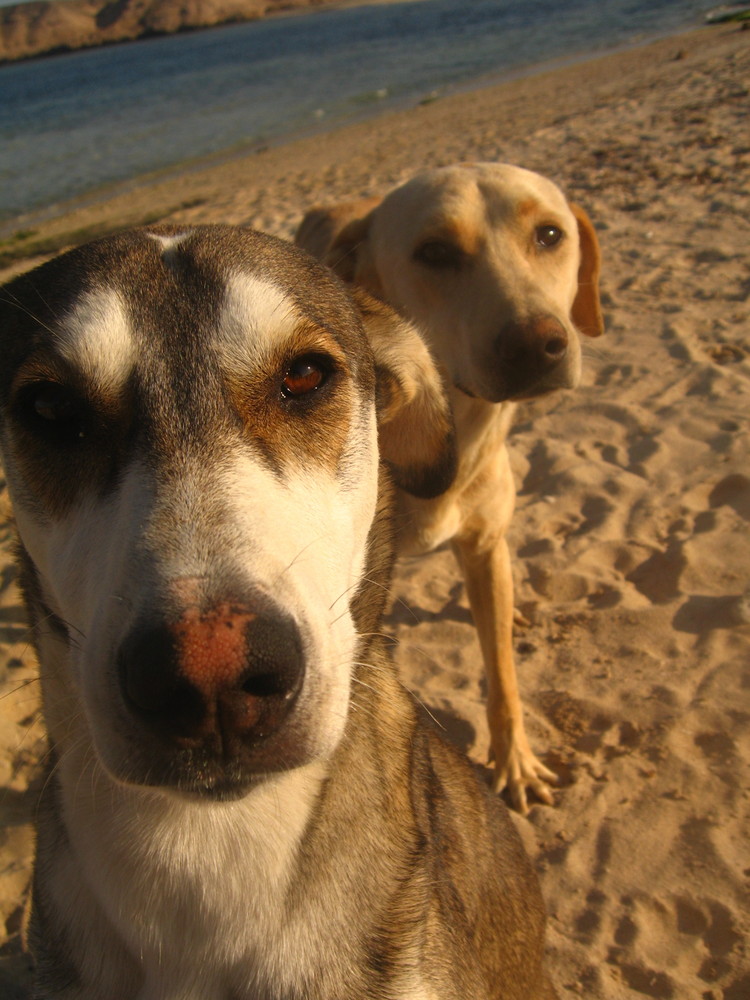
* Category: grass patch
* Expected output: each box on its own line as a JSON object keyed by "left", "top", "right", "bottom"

{"left": 0, "top": 209, "right": 174, "bottom": 271}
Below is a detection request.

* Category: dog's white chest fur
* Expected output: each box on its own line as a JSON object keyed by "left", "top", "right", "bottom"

{"left": 54, "top": 756, "right": 326, "bottom": 999}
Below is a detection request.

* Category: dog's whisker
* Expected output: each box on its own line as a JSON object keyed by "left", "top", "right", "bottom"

{"left": 0, "top": 290, "right": 59, "bottom": 338}
{"left": 349, "top": 660, "right": 391, "bottom": 676}
{"left": 274, "top": 536, "right": 327, "bottom": 584}
{"left": 581, "top": 342, "right": 616, "bottom": 363}
{"left": 0, "top": 674, "right": 41, "bottom": 702}
{"left": 344, "top": 692, "right": 379, "bottom": 724}
{"left": 328, "top": 577, "right": 361, "bottom": 611}
{"left": 28, "top": 607, "right": 87, "bottom": 647}
{"left": 355, "top": 630, "right": 400, "bottom": 646}
{"left": 329, "top": 573, "right": 410, "bottom": 627}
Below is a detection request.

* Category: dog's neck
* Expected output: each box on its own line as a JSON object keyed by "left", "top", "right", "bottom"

{"left": 449, "top": 386, "right": 516, "bottom": 455}
{"left": 44, "top": 738, "right": 329, "bottom": 998}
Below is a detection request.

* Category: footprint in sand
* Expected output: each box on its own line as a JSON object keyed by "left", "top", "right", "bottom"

{"left": 625, "top": 540, "right": 687, "bottom": 605}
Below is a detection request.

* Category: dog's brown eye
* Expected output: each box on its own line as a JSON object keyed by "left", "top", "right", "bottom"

{"left": 413, "top": 240, "right": 463, "bottom": 269}
{"left": 18, "top": 381, "right": 87, "bottom": 443}
{"left": 536, "top": 225, "right": 563, "bottom": 248}
{"left": 32, "top": 383, "right": 77, "bottom": 422}
{"left": 282, "top": 357, "right": 326, "bottom": 398}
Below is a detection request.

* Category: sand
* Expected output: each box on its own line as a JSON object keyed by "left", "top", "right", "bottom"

{"left": 1, "top": 20, "right": 749, "bottom": 1000}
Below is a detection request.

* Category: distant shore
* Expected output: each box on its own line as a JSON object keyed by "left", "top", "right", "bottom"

{"left": 0, "top": 0, "right": 427, "bottom": 66}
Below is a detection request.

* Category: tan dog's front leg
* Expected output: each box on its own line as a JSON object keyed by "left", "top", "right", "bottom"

{"left": 453, "top": 533, "right": 556, "bottom": 813}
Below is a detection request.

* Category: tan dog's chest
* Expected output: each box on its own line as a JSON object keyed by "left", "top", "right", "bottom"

{"left": 394, "top": 394, "right": 516, "bottom": 556}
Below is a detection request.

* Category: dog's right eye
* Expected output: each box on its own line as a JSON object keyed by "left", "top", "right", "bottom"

{"left": 281, "top": 354, "right": 333, "bottom": 401}
{"left": 536, "top": 225, "right": 563, "bottom": 248}
{"left": 413, "top": 240, "right": 464, "bottom": 269}
{"left": 18, "top": 382, "right": 87, "bottom": 442}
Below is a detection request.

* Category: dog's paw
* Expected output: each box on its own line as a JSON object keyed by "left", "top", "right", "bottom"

{"left": 492, "top": 742, "right": 557, "bottom": 815}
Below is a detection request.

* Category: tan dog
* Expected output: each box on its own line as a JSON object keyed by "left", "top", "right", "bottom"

{"left": 296, "top": 162, "right": 603, "bottom": 812}
{"left": 0, "top": 226, "right": 557, "bottom": 998}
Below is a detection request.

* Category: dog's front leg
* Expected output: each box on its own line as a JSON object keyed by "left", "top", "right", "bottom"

{"left": 452, "top": 531, "right": 556, "bottom": 813}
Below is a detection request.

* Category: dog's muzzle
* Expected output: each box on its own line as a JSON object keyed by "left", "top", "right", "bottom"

{"left": 491, "top": 314, "right": 572, "bottom": 401}
{"left": 117, "top": 598, "right": 304, "bottom": 790}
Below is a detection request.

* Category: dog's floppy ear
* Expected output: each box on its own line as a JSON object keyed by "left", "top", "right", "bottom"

{"left": 326, "top": 213, "right": 374, "bottom": 286}
{"left": 295, "top": 197, "right": 384, "bottom": 294}
{"left": 353, "top": 288, "right": 456, "bottom": 500}
{"left": 294, "top": 206, "right": 348, "bottom": 263}
{"left": 569, "top": 202, "right": 604, "bottom": 338}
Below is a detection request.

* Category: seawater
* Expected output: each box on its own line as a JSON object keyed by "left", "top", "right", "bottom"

{"left": 0, "top": 0, "right": 708, "bottom": 228}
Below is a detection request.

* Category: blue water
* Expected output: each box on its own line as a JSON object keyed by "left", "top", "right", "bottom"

{"left": 0, "top": 0, "right": 709, "bottom": 228}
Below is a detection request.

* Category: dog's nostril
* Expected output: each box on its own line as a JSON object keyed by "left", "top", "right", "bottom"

{"left": 241, "top": 672, "right": 284, "bottom": 698}
{"left": 239, "top": 613, "right": 304, "bottom": 701}
{"left": 544, "top": 336, "right": 567, "bottom": 359}
{"left": 120, "top": 624, "right": 178, "bottom": 713}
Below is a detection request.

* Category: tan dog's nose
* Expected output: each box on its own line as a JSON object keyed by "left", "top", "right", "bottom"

{"left": 494, "top": 314, "right": 569, "bottom": 395}
{"left": 534, "top": 315, "right": 569, "bottom": 363}
{"left": 497, "top": 315, "right": 568, "bottom": 366}
{"left": 118, "top": 601, "right": 304, "bottom": 751}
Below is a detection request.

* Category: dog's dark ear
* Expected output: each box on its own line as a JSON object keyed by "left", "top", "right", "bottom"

{"left": 295, "top": 198, "right": 384, "bottom": 294}
{"left": 569, "top": 202, "right": 604, "bottom": 338}
{"left": 353, "top": 289, "right": 456, "bottom": 500}
{"left": 325, "top": 209, "right": 377, "bottom": 289}
{"left": 294, "top": 206, "right": 347, "bottom": 263}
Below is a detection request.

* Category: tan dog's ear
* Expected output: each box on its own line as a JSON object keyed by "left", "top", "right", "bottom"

{"left": 326, "top": 214, "right": 373, "bottom": 284}
{"left": 353, "top": 289, "right": 456, "bottom": 500}
{"left": 294, "top": 206, "right": 347, "bottom": 262}
{"left": 569, "top": 202, "right": 604, "bottom": 337}
{"left": 295, "top": 197, "right": 383, "bottom": 288}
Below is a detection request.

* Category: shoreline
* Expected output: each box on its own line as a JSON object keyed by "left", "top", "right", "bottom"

{"left": 0, "top": 23, "right": 729, "bottom": 277}
{"left": 0, "top": 17, "right": 705, "bottom": 244}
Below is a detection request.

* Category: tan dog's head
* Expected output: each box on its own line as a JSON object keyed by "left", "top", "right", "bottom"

{"left": 298, "top": 163, "right": 603, "bottom": 403}
{"left": 0, "top": 226, "right": 454, "bottom": 798}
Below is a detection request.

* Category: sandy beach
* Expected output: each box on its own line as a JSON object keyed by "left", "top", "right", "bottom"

{"left": 1, "top": 20, "right": 749, "bottom": 999}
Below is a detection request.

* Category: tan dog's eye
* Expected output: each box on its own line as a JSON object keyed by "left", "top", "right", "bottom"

{"left": 413, "top": 240, "right": 464, "bottom": 269}
{"left": 282, "top": 356, "right": 328, "bottom": 398}
{"left": 536, "top": 225, "right": 563, "bottom": 248}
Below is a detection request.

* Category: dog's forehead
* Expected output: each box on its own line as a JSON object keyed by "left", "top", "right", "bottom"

{"left": 474, "top": 165, "right": 570, "bottom": 221}
{"left": 127, "top": 226, "right": 363, "bottom": 353}
{"left": 1, "top": 226, "right": 365, "bottom": 384}
{"left": 383, "top": 164, "right": 571, "bottom": 233}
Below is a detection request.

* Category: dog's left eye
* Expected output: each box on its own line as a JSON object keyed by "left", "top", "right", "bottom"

{"left": 413, "top": 240, "right": 464, "bottom": 269}
{"left": 282, "top": 356, "right": 328, "bottom": 398}
{"left": 536, "top": 225, "right": 563, "bottom": 248}
{"left": 19, "top": 381, "right": 87, "bottom": 441}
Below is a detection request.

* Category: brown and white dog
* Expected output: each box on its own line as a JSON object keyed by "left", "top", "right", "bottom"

{"left": 296, "top": 162, "right": 604, "bottom": 813}
{"left": 0, "top": 226, "right": 557, "bottom": 999}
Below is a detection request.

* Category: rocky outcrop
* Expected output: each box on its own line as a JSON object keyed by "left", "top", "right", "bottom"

{"left": 0, "top": 0, "right": 334, "bottom": 63}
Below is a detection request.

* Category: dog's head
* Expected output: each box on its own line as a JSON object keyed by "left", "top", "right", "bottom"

{"left": 0, "top": 226, "right": 454, "bottom": 798}
{"left": 297, "top": 162, "right": 604, "bottom": 403}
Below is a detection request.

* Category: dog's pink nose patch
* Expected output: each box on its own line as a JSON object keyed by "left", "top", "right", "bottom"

{"left": 171, "top": 604, "right": 256, "bottom": 692}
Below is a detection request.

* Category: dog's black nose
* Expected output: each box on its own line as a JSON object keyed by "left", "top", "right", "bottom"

{"left": 118, "top": 603, "right": 304, "bottom": 751}
{"left": 495, "top": 315, "right": 569, "bottom": 377}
